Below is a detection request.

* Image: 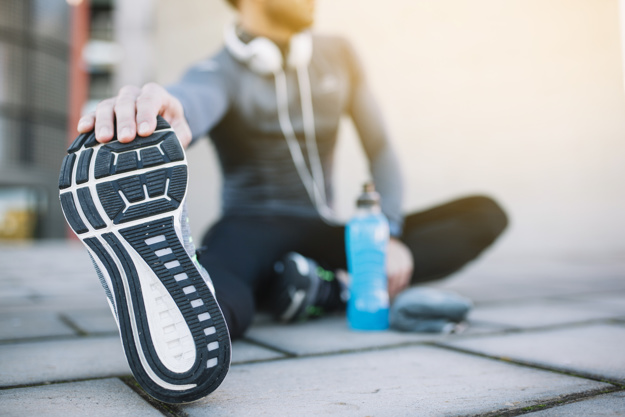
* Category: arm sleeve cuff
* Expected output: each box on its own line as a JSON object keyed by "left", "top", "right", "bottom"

{"left": 388, "top": 218, "right": 404, "bottom": 238}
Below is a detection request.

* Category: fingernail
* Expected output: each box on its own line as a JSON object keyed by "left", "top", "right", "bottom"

{"left": 120, "top": 127, "right": 132, "bottom": 139}
{"left": 138, "top": 122, "right": 149, "bottom": 135}
{"left": 98, "top": 127, "right": 111, "bottom": 138}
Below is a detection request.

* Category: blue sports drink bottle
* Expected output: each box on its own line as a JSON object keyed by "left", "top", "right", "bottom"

{"left": 345, "top": 182, "right": 390, "bottom": 330}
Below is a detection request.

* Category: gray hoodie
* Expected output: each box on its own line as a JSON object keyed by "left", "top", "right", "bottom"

{"left": 167, "top": 34, "right": 404, "bottom": 235}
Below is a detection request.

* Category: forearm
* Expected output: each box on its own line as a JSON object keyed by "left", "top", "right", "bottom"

{"left": 165, "top": 59, "right": 231, "bottom": 145}
{"left": 371, "top": 143, "right": 404, "bottom": 236}
{"left": 166, "top": 83, "right": 228, "bottom": 144}
{"left": 350, "top": 84, "right": 404, "bottom": 236}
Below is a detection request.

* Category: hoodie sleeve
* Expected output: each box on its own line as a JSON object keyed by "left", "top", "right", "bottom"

{"left": 166, "top": 54, "right": 231, "bottom": 145}
{"left": 342, "top": 39, "right": 405, "bottom": 236}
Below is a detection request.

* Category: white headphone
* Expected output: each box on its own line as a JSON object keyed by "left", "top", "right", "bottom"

{"left": 224, "top": 24, "right": 313, "bottom": 75}
{"left": 224, "top": 24, "right": 337, "bottom": 224}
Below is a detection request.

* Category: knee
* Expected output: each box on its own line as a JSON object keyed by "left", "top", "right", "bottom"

{"left": 462, "top": 195, "right": 509, "bottom": 242}
{"left": 203, "top": 264, "right": 256, "bottom": 340}
{"left": 216, "top": 286, "right": 255, "bottom": 340}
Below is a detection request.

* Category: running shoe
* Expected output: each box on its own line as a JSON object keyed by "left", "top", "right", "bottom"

{"left": 58, "top": 116, "right": 230, "bottom": 403}
{"left": 272, "top": 252, "right": 346, "bottom": 322}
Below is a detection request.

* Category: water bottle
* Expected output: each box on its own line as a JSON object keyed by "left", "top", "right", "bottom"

{"left": 345, "top": 182, "right": 390, "bottom": 330}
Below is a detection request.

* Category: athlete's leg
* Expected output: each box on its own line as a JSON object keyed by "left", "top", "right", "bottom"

{"left": 266, "top": 218, "right": 348, "bottom": 321}
{"left": 260, "top": 196, "right": 506, "bottom": 319}
{"left": 401, "top": 195, "right": 508, "bottom": 284}
{"left": 197, "top": 216, "right": 334, "bottom": 337}
{"left": 268, "top": 196, "right": 507, "bottom": 293}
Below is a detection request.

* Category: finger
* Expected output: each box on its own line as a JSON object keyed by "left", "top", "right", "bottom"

{"left": 136, "top": 83, "right": 165, "bottom": 137}
{"left": 77, "top": 112, "right": 95, "bottom": 133}
{"left": 386, "top": 264, "right": 399, "bottom": 298}
{"left": 170, "top": 116, "right": 192, "bottom": 149}
{"left": 94, "top": 98, "right": 116, "bottom": 143}
{"left": 397, "top": 270, "right": 411, "bottom": 294}
{"left": 401, "top": 260, "right": 414, "bottom": 293}
{"left": 388, "top": 272, "right": 400, "bottom": 298}
{"left": 114, "top": 86, "right": 141, "bottom": 143}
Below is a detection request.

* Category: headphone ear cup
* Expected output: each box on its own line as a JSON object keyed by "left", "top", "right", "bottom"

{"left": 247, "top": 37, "right": 283, "bottom": 74}
{"left": 224, "top": 24, "right": 283, "bottom": 75}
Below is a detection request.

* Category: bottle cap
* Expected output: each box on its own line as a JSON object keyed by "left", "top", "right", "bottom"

{"left": 357, "top": 182, "right": 381, "bottom": 208}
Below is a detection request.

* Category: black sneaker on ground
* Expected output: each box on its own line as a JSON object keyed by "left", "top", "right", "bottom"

{"left": 271, "top": 252, "right": 346, "bottom": 322}
{"left": 58, "top": 116, "right": 231, "bottom": 403}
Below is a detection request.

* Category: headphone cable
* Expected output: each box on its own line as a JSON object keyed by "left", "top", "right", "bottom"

{"left": 273, "top": 67, "right": 338, "bottom": 225}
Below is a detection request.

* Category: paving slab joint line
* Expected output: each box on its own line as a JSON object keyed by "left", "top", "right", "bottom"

{"left": 237, "top": 335, "right": 572, "bottom": 365}
{"left": 58, "top": 313, "right": 89, "bottom": 336}
{"left": 241, "top": 336, "right": 298, "bottom": 357}
{"left": 429, "top": 342, "right": 625, "bottom": 387}
{"left": 0, "top": 330, "right": 120, "bottom": 346}
{"left": 235, "top": 338, "right": 453, "bottom": 365}
{"left": 0, "top": 374, "right": 132, "bottom": 391}
{"left": 455, "top": 386, "right": 624, "bottom": 417}
{"left": 119, "top": 376, "right": 190, "bottom": 417}
{"left": 453, "top": 318, "right": 625, "bottom": 341}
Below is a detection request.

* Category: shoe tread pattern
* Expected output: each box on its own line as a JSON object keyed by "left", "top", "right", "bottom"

{"left": 77, "top": 188, "right": 107, "bottom": 230}
{"left": 59, "top": 192, "right": 88, "bottom": 234}
{"left": 119, "top": 218, "right": 230, "bottom": 399}
{"left": 155, "top": 116, "right": 171, "bottom": 130}
{"left": 76, "top": 148, "right": 93, "bottom": 184}
{"left": 94, "top": 167, "right": 185, "bottom": 224}
{"left": 60, "top": 122, "right": 230, "bottom": 403}
{"left": 59, "top": 153, "right": 76, "bottom": 189}
{"left": 62, "top": 127, "right": 186, "bottom": 229}
{"left": 91, "top": 130, "right": 178, "bottom": 180}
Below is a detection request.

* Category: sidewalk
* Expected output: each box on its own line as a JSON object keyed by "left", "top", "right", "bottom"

{"left": 1, "top": 242, "right": 624, "bottom": 417}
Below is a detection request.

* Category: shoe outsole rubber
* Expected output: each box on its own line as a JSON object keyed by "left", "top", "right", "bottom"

{"left": 273, "top": 253, "right": 320, "bottom": 323}
{"left": 59, "top": 117, "right": 231, "bottom": 403}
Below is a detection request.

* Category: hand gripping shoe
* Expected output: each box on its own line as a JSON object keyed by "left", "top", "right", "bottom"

{"left": 58, "top": 117, "right": 231, "bottom": 403}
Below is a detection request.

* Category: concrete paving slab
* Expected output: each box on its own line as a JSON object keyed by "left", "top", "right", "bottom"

{"left": 431, "top": 258, "right": 625, "bottom": 303}
{"left": 182, "top": 345, "right": 611, "bottom": 417}
{"left": 0, "top": 336, "right": 130, "bottom": 387}
{"left": 523, "top": 391, "right": 625, "bottom": 416}
{"left": 0, "top": 311, "right": 76, "bottom": 341}
{"left": 245, "top": 315, "right": 502, "bottom": 356}
{"left": 556, "top": 291, "right": 625, "bottom": 315}
{"left": 0, "top": 285, "right": 38, "bottom": 308}
{"left": 468, "top": 299, "right": 624, "bottom": 329}
{"left": 0, "top": 294, "right": 110, "bottom": 315}
{"left": 442, "top": 256, "right": 625, "bottom": 287}
{"left": 232, "top": 340, "right": 286, "bottom": 364}
{"left": 0, "top": 337, "right": 283, "bottom": 387}
{"left": 246, "top": 315, "right": 439, "bottom": 356}
{"left": 442, "top": 323, "right": 625, "bottom": 383}
{"left": 430, "top": 280, "right": 597, "bottom": 305}
{"left": 0, "top": 378, "right": 163, "bottom": 417}
{"left": 0, "top": 244, "right": 107, "bottom": 315}
{"left": 62, "top": 308, "right": 119, "bottom": 334}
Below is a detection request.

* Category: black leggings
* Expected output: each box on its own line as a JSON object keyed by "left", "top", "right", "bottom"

{"left": 198, "top": 195, "right": 508, "bottom": 339}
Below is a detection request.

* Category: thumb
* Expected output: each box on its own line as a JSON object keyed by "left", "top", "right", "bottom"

{"left": 161, "top": 96, "right": 192, "bottom": 149}
{"left": 169, "top": 116, "right": 192, "bottom": 149}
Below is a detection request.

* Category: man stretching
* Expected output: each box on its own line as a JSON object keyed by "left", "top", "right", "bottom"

{"left": 61, "top": 0, "right": 507, "bottom": 403}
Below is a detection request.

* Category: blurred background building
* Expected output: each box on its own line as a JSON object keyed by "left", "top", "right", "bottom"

{"left": 0, "top": 0, "right": 112, "bottom": 239}
{"left": 0, "top": 1, "right": 72, "bottom": 239}
{"left": 1, "top": 0, "right": 624, "bottom": 263}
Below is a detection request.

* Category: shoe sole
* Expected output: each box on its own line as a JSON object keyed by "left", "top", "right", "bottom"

{"left": 58, "top": 117, "right": 230, "bottom": 403}
{"left": 276, "top": 253, "right": 320, "bottom": 322}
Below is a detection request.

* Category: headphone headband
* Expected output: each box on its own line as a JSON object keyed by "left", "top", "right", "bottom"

{"left": 224, "top": 24, "right": 312, "bottom": 74}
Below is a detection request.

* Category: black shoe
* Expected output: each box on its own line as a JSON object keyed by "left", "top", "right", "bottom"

{"left": 271, "top": 252, "right": 345, "bottom": 323}
{"left": 58, "top": 116, "right": 231, "bottom": 403}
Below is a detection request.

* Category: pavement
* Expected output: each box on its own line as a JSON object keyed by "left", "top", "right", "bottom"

{"left": 0, "top": 241, "right": 624, "bottom": 417}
